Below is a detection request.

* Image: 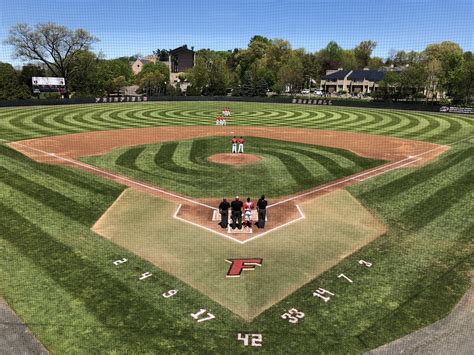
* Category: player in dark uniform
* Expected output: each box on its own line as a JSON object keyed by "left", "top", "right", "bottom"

{"left": 256, "top": 195, "right": 268, "bottom": 228}
{"left": 230, "top": 196, "right": 243, "bottom": 229}
{"left": 218, "top": 198, "right": 230, "bottom": 228}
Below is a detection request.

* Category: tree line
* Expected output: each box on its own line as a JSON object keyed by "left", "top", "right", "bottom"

{"left": 1, "top": 23, "right": 473, "bottom": 105}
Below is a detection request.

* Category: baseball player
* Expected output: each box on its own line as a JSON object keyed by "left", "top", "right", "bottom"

{"left": 218, "top": 198, "right": 230, "bottom": 228}
{"left": 237, "top": 136, "right": 244, "bottom": 153}
{"left": 230, "top": 196, "right": 243, "bottom": 229}
{"left": 231, "top": 136, "right": 238, "bottom": 153}
{"left": 243, "top": 197, "right": 254, "bottom": 211}
{"left": 256, "top": 195, "right": 268, "bottom": 228}
{"left": 243, "top": 209, "right": 253, "bottom": 230}
{"left": 243, "top": 197, "right": 254, "bottom": 230}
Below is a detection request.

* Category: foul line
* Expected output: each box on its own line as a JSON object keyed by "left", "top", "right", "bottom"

{"left": 173, "top": 204, "right": 247, "bottom": 244}
{"left": 243, "top": 204, "right": 306, "bottom": 243}
{"left": 268, "top": 143, "right": 450, "bottom": 208}
{"left": 8, "top": 141, "right": 216, "bottom": 210}
{"left": 355, "top": 158, "right": 422, "bottom": 182}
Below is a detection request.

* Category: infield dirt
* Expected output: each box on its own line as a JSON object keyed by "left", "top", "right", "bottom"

{"left": 9, "top": 126, "right": 446, "bottom": 165}
{"left": 8, "top": 126, "right": 448, "bottom": 242}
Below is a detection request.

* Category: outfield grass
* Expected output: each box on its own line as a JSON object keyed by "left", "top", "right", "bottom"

{"left": 0, "top": 102, "right": 473, "bottom": 353}
{"left": 0, "top": 101, "right": 472, "bottom": 144}
{"left": 81, "top": 136, "right": 385, "bottom": 197}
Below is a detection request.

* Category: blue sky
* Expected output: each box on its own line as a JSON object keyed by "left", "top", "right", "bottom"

{"left": 1, "top": 0, "right": 472, "bottom": 66}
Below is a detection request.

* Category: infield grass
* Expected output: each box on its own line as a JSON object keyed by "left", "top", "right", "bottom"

{"left": 80, "top": 136, "right": 385, "bottom": 197}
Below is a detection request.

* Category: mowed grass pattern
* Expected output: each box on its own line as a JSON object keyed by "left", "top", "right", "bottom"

{"left": 0, "top": 101, "right": 472, "bottom": 144}
{"left": 0, "top": 102, "right": 473, "bottom": 353}
{"left": 81, "top": 137, "right": 385, "bottom": 197}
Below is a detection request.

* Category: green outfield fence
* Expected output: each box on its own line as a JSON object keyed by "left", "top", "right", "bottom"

{"left": 1, "top": 95, "right": 473, "bottom": 114}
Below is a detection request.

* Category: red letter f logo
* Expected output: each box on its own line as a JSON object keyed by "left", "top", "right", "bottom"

{"left": 226, "top": 258, "right": 263, "bottom": 277}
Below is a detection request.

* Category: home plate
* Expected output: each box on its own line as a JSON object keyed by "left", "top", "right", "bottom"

{"left": 212, "top": 210, "right": 265, "bottom": 221}
{"left": 227, "top": 226, "right": 253, "bottom": 234}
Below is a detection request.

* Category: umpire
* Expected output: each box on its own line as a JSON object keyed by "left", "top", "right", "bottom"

{"left": 218, "top": 198, "right": 230, "bottom": 228}
{"left": 230, "top": 196, "right": 243, "bottom": 229}
{"left": 256, "top": 195, "right": 268, "bottom": 228}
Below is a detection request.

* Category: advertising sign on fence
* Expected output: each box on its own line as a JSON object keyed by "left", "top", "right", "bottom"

{"left": 95, "top": 96, "right": 148, "bottom": 103}
{"left": 440, "top": 106, "right": 474, "bottom": 114}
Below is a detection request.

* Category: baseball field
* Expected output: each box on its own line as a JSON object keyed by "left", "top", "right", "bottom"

{"left": 0, "top": 101, "right": 473, "bottom": 353}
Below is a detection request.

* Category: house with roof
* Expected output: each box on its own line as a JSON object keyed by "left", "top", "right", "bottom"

{"left": 130, "top": 45, "right": 195, "bottom": 91}
{"left": 130, "top": 57, "right": 159, "bottom": 76}
{"left": 320, "top": 67, "right": 404, "bottom": 94}
{"left": 167, "top": 45, "right": 195, "bottom": 90}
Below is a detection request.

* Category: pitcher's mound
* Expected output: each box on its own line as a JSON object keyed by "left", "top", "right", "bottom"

{"left": 207, "top": 153, "right": 262, "bottom": 165}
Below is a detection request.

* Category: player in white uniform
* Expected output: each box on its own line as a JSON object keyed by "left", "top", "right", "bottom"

{"left": 243, "top": 209, "right": 253, "bottom": 230}
{"left": 231, "top": 136, "right": 238, "bottom": 153}
{"left": 237, "top": 136, "right": 244, "bottom": 153}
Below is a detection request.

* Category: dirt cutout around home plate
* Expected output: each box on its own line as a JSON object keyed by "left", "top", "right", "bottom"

{"left": 207, "top": 153, "right": 262, "bottom": 165}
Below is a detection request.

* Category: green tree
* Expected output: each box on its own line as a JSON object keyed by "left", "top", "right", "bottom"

{"left": 97, "top": 59, "right": 133, "bottom": 84}
{"left": 399, "top": 63, "right": 428, "bottom": 100}
{"left": 240, "top": 70, "right": 255, "bottom": 96}
{"left": 138, "top": 71, "right": 166, "bottom": 96}
{"left": 104, "top": 75, "right": 127, "bottom": 96}
{"left": 368, "top": 57, "right": 384, "bottom": 69}
{"left": 186, "top": 50, "right": 233, "bottom": 95}
{"left": 5, "top": 22, "right": 98, "bottom": 96}
{"left": 341, "top": 50, "right": 358, "bottom": 70}
{"left": 425, "top": 59, "right": 442, "bottom": 102}
{"left": 152, "top": 49, "right": 170, "bottom": 61}
{"left": 276, "top": 56, "right": 304, "bottom": 93}
{"left": 301, "top": 53, "right": 321, "bottom": 84}
{"left": 0, "top": 62, "right": 30, "bottom": 100}
{"left": 316, "top": 41, "right": 344, "bottom": 75}
{"left": 67, "top": 51, "right": 102, "bottom": 97}
{"left": 138, "top": 61, "right": 170, "bottom": 82}
{"left": 450, "top": 52, "right": 474, "bottom": 105}
{"left": 376, "top": 71, "right": 401, "bottom": 101}
{"left": 424, "top": 41, "right": 464, "bottom": 97}
{"left": 255, "top": 78, "right": 269, "bottom": 96}
{"left": 387, "top": 50, "right": 422, "bottom": 66}
{"left": 354, "top": 40, "right": 377, "bottom": 68}
{"left": 19, "top": 64, "right": 46, "bottom": 90}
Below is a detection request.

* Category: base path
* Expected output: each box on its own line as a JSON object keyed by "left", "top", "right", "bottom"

{"left": 366, "top": 271, "right": 474, "bottom": 355}
{"left": 8, "top": 126, "right": 446, "bottom": 165}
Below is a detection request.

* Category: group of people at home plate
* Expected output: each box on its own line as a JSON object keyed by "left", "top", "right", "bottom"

{"left": 215, "top": 107, "right": 231, "bottom": 125}
{"left": 218, "top": 196, "right": 268, "bottom": 231}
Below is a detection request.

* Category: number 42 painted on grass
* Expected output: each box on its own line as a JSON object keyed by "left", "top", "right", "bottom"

{"left": 237, "top": 333, "right": 262, "bottom": 347}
